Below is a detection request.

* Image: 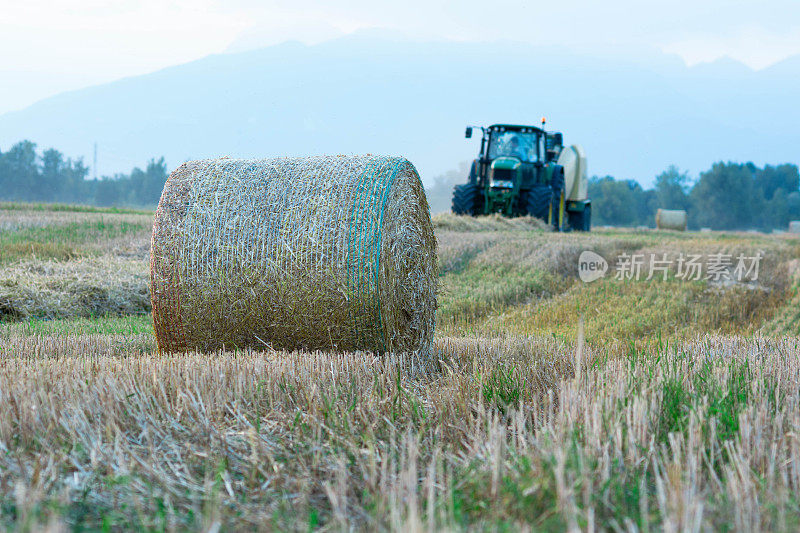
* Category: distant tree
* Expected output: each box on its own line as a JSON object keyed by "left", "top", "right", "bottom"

{"left": 142, "top": 157, "right": 168, "bottom": 205}
{"left": 1, "top": 141, "right": 38, "bottom": 200}
{"left": 689, "top": 162, "right": 761, "bottom": 230}
{"left": 654, "top": 165, "right": 690, "bottom": 211}
{"left": 755, "top": 164, "right": 799, "bottom": 200}
{"left": 767, "top": 188, "right": 790, "bottom": 229}
{"left": 589, "top": 176, "right": 654, "bottom": 226}
{"left": 788, "top": 192, "right": 800, "bottom": 221}
{"left": 127, "top": 166, "right": 146, "bottom": 205}
{"left": 39, "top": 148, "right": 66, "bottom": 202}
{"left": 0, "top": 147, "right": 6, "bottom": 197}
{"left": 94, "top": 176, "right": 124, "bottom": 207}
{"left": 119, "top": 157, "right": 168, "bottom": 206}
{"left": 62, "top": 158, "right": 90, "bottom": 203}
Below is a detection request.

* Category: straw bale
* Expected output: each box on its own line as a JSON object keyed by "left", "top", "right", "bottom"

{"left": 150, "top": 155, "right": 438, "bottom": 355}
{"left": 655, "top": 208, "right": 687, "bottom": 231}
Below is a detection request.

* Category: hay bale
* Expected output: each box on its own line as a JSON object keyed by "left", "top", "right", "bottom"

{"left": 788, "top": 221, "right": 800, "bottom": 233}
{"left": 655, "top": 209, "right": 687, "bottom": 231}
{"left": 150, "top": 156, "right": 438, "bottom": 355}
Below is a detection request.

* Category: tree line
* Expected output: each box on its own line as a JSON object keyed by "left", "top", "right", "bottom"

{"left": 426, "top": 160, "right": 800, "bottom": 231}
{"left": 3, "top": 140, "right": 799, "bottom": 230}
{"left": 590, "top": 162, "right": 800, "bottom": 230}
{"left": 0, "top": 140, "right": 167, "bottom": 207}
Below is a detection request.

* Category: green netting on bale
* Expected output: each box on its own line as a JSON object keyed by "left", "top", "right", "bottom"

{"left": 150, "top": 155, "right": 437, "bottom": 356}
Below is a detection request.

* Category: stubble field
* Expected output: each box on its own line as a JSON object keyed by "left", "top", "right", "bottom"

{"left": 1, "top": 203, "right": 800, "bottom": 531}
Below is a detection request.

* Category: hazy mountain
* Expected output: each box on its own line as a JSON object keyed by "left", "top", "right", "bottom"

{"left": 0, "top": 34, "right": 798, "bottom": 187}
{"left": 0, "top": 70, "right": 101, "bottom": 115}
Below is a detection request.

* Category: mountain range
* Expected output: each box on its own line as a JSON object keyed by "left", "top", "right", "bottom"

{"left": 0, "top": 33, "right": 798, "bottom": 187}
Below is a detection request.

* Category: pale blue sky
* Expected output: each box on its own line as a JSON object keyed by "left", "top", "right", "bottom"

{"left": 2, "top": 0, "right": 799, "bottom": 113}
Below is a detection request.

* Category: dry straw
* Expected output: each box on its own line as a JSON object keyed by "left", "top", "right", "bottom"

{"left": 0, "top": 256, "right": 150, "bottom": 320}
{"left": 150, "top": 155, "right": 438, "bottom": 356}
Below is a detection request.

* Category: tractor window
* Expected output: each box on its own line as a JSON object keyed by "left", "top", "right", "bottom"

{"left": 487, "top": 131, "right": 540, "bottom": 163}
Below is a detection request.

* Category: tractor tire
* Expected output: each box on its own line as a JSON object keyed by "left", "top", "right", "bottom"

{"left": 522, "top": 185, "right": 553, "bottom": 220}
{"left": 452, "top": 183, "right": 480, "bottom": 216}
{"left": 568, "top": 204, "right": 591, "bottom": 232}
{"left": 550, "top": 168, "right": 565, "bottom": 230}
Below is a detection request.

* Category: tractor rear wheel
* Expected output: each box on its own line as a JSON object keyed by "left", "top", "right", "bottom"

{"left": 522, "top": 185, "right": 553, "bottom": 220}
{"left": 452, "top": 183, "right": 480, "bottom": 215}
{"left": 568, "top": 204, "right": 591, "bottom": 231}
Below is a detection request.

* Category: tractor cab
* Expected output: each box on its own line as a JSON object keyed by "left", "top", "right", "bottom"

{"left": 545, "top": 132, "right": 564, "bottom": 163}
{"left": 486, "top": 127, "right": 541, "bottom": 164}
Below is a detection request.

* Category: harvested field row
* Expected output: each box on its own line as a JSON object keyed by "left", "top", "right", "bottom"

{"left": 0, "top": 202, "right": 151, "bottom": 215}
{"left": 436, "top": 222, "right": 800, "bottom": 337}
{"left": 432, "top": 212, "right": 550, "bottom": 232}
{"left": 0, "top": 335, "right": 799, "bottom": 530}
{"left": 0, "top": 210, "right": 152, "bottom": 232}
{"left": 0, "top": 256, "right": 150, "bottom": 320}
{"left": 0, "top": 204, "right": 153, "bottom": 265}
{"left": 0, "top": 314, "right": 153, "bottom": 337}
{"left": 1, "top": 212, "right": 797, "bottom": 342}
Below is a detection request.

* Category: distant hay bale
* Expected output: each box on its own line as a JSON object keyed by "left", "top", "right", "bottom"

{"left": 788, "top": 221, "right": 800, "bottom": 233}
{"left": 655, "top": 209, "right": 687, "bottom": 231}
{"left": 150, "top": 156, "right": 438, "bottom": 355}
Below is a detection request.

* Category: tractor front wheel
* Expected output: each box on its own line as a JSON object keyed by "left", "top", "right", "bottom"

{"left": 522, "top": 185, "right": 553, "bottom": 220}
{"left": 452, "top": 183, "right": 481, "bottom": 216}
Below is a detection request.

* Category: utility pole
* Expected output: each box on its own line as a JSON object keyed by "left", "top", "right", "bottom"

{"left": 93, "top": 142, "right": 97, "bottom": 179}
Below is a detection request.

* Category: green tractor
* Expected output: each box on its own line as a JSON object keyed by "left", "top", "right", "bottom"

{"left": 452, "top": 122, "right": 591, "bottom": 231}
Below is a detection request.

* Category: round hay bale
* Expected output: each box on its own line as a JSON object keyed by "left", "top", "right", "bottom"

{"left": 788, "top": 221, "right": 800, "bottom": 233}
{"left": 150, "top": 155, "right": 438, "bottom": 355}
{"left": 655, "top": 209, "right": 687, "bottom": 231}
